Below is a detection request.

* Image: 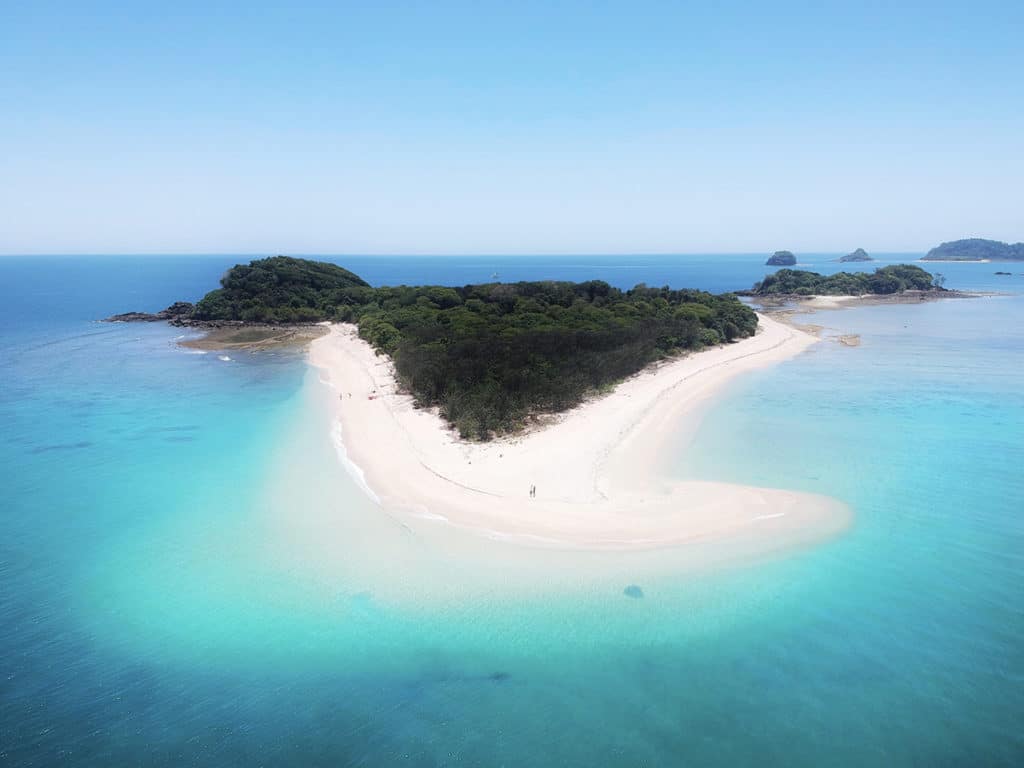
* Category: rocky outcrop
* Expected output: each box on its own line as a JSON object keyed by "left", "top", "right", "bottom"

{"left": 105, "top": 302, "right": 195, "bottom": 323}
{"left": 839, "top": 248, "right": 873, "bottom": 263}
{"left": 766, "top": 250, "right": 797, "bottom": 266}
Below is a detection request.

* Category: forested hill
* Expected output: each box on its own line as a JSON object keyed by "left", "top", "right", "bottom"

{"left": 192, "top": 256, "right": 370, "bottom": 322}
{"left": 750, "top": 264, "right": 943, "bottom": 296}
{"left": 177, "top": 256, "right": 759, "bottom": 438}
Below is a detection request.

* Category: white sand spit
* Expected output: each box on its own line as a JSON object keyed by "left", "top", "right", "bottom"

{"left": 308, "top": 314, "right": 849, "bottom": 551}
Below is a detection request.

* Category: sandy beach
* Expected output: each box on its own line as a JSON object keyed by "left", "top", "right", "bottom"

{"left": 308, "top": 314, "right": 850, "bottom": 550}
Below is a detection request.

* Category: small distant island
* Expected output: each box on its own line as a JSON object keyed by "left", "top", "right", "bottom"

{"left": 923, "top": 238, "right": 1024, "bottom": 262}
{"left": 766, "top": 250, "right": 797, "bottom": 266}
{"left": 839, "top": 248, "right": 873, "bottom": 263}
{"left": 745, "top": 264, "right": 947, "bottom": 297}
{"left": 109, "top": 256, "right": 757, "bottom": 439}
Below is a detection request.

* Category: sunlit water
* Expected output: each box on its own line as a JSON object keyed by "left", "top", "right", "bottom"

{"left": 1, "top": 255, "right": 1021, "bottom": 765}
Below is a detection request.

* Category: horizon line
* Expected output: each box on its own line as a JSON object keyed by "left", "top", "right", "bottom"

{"left": 0, "top": 249, "right": 930, "bottom": 258}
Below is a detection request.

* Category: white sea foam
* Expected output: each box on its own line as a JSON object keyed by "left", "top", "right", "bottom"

{"left": 414, "top": 508, "right": 449, "bottom": 522}
{"left": 218, "top": 355, "right": 232, "bottom": 362}
{"left": 329, "top": 420, "right": 381, "bottom": 504}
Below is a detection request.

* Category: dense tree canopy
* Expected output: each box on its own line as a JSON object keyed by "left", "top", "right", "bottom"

{"left": 751, "top": 264, "right": 941, "bottom": 296}
{"left": 187, "top": 257, "right": 759, "bottom": 439}
{"left": 192, "top": 256, "right": 370, "bottom": 322}
{"left": 356, "top": 280, "right": 757, "bottom": 438}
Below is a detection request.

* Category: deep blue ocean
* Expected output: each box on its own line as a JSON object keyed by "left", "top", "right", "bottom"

{"left": 1, "top": 254, "right": 1022, "bottom": 766}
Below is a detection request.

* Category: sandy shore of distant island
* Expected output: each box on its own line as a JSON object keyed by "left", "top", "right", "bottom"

{"left": 307, "top": 314, "right": 850, "bottom": 551}
{"left": 749, "top": 289, "right": 979, "bottom": 313}
{"left": 750, "top": 291, "right": 984, "bottom": 347}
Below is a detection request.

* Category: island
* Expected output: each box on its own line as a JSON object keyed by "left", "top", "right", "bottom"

{"left": 766, "top": 250, "right": 797, "bottom": 266}
{"left": 108, "top": 255, "right": 849, "bottom": 551}
{"left": 923, "top": 238, "right": 1024, "bottom": 262}
{"left": 748, "top": 264, "right": 943, "bottom": 297}
{"left": 111, "top": 256, "right": 758, "bottom": 438}
{"left": 839, "top": 248, "right": 873, "bottom": 263}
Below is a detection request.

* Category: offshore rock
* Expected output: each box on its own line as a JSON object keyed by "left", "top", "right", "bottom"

{"left": 766, "top": 250, "right": 797, "bottom": 266}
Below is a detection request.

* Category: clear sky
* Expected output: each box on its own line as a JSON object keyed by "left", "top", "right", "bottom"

{"left": 2, "top": 1, "right": 1022, "bottom": 255}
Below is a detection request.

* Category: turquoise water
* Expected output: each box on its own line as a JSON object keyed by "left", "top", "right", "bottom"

{"left": 1, "top": 256, "right": 1022, "bottom": 765}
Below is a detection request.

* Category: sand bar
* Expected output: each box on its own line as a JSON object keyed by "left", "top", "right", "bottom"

{"left": 308, "top": 314, "right": 850, "bottom": 550}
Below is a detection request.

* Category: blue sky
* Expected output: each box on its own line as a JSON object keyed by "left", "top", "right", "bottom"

{"left": 2, "top": 1, "right": 1021, "bottom": 254}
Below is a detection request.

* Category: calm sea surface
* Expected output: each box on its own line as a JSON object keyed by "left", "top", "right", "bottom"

{"left": 1, "top": 255, "right": 1021, "bottom": 766}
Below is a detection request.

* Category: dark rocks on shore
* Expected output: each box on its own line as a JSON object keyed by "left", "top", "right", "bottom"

{"left": 104, "top": 302, "right": 195, "bottom": 323}
{"left": 103, "top": 302, "right": 330, "bottom": 331}
{"left": 766, "top": 250, "right": 797, "bottom": 266}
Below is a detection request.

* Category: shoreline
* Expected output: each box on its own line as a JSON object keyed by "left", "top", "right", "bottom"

{"left": 751, "top": 291, "right": 991, "bottom": 336}
{"left": 745, "top": 288, "right": 978, "bottom": 310}
{"left": 178, "top": 325, "right": 327, "bottom": 351}
{"left": 308, "top": 314, "right": 850, "bottom": 552}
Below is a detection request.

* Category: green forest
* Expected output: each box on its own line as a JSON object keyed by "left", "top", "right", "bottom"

{"left": 192, "top": 256, "right": 371, "bottom": 322}
{"left": 751, "top": 264, "right": 941, "bottom": 296}
{"left": 191, "top": 256, "right": 758, "bottom": 438}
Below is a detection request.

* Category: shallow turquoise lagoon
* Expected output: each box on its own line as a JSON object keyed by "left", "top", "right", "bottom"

{"left": 1, "top": 256, "right": 1021, "bottom": 766}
